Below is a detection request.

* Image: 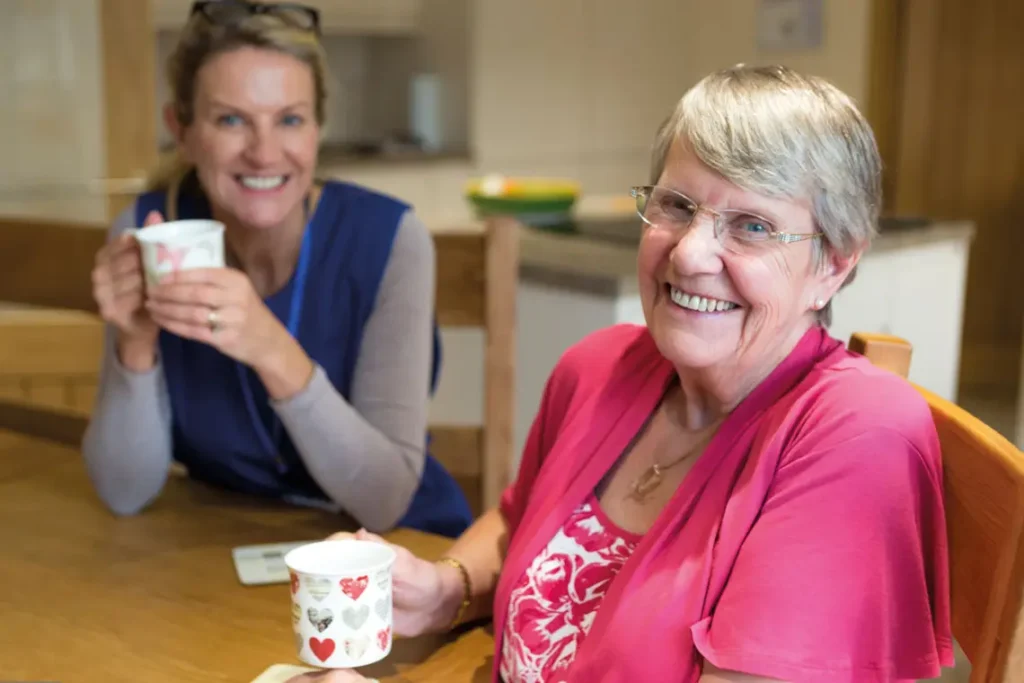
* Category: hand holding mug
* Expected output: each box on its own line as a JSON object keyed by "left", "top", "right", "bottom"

{"left": 326, "top": 529, "right": 461, "bottom": 638}
{"left": 145, "top": 266, "right": 289, "bottom": 368}
{"left": 91, "top": 210, "right": 164, "bottom": 367}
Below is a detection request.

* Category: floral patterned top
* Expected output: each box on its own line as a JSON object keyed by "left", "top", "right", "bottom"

{"left": 499, "top": 493, "right": 642, "bottom": 682}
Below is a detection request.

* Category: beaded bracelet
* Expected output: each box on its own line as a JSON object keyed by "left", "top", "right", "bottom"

{"left": 437, "top": 556, "right": 472, "bottom": 631}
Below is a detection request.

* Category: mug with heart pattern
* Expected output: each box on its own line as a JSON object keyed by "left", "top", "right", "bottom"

{"left": 284, "top": 539, "right": 396, "bottom": 669}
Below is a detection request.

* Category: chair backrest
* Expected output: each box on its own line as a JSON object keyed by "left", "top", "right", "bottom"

{"left": 430, "top": 217, "right": 518, "bottom": 516}
{"left": 0, "top": 217, "right": 105, "bottom": 445}
{"left": 0, "top": 216, "right": 106, "bottom": 313}
{"left": 849, "top": 332, "right": 1024, "bottom": 683}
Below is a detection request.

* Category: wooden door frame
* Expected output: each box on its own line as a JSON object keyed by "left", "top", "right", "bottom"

{"left": 864, "top": 0, "right": 907, "bottom": 214}
{"left": 99, "top": 0, "right": 158, "bottom": 222}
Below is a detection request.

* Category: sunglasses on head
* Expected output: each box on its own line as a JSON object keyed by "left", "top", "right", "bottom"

{"left": 190, "top": 1, "right": 321, "bottom": 34}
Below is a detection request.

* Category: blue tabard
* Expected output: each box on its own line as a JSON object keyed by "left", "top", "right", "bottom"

{"left": 134, "top": 176, "right": 472, "bottom": 537}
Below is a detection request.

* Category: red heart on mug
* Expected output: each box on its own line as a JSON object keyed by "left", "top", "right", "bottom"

{"left": 289, "top": 571, "right": 300, "bottom": 595}
{"left": 377, "top": 626, "right": 391, "bottom": 651}
{"left": 339, "top": 575, "right": 369, "bottom": 601}
{"left": 309, "top": 636, "right": 336, "bottom": 662}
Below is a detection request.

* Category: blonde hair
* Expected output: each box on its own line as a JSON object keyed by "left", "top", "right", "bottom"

{"left": 650, "top": 64, "right": 882, "bottom": 326}
{"left": 147, "top": 7, "right": 329, "bottom": 193}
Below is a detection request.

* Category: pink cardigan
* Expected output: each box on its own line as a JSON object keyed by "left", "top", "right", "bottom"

{"left": 493, "top": 325, "right": 953, "bottom": 683}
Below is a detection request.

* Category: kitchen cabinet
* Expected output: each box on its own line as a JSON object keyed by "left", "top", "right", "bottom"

{"left": 151, "top": 0, "right": 423, "bottom": 35}
{"left": 829, "top": 230, "right": 973, "bottom": 404}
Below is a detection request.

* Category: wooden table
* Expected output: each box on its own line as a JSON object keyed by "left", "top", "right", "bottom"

{"left": 0, "top": 432, "right": 495, "bottom": 682}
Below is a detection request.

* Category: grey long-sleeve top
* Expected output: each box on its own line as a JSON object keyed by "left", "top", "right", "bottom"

{"left": 81, "top": 203, "right": 435, "bottom": 531}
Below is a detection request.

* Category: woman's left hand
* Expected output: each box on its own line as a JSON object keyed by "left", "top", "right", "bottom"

{"left": 146, "top": 267, "right": 289, "bottom": 367}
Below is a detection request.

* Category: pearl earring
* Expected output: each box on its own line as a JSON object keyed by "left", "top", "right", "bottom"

{"left": 815, "top": 298, "right": 826, "bottom": 310}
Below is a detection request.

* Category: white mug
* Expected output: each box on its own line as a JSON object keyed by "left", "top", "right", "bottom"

{"left": 284, "top": 540, "right": 396, "bottom": 669}
{"left": 129, "top": 219, "right": 225, "bottom": 288}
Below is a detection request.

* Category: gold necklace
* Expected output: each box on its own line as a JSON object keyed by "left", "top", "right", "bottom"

{"left": 628, "top": 438, "right": 707, "bottom": 500}
{"left": 627, "top": 393, "right": 719, "bottom": 501}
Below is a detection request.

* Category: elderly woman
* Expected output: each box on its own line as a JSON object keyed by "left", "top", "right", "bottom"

{"left": 299, "top": 65, "right": 953, "bottom": 683}
{"left": 83, "top": 0, "right": 471, "bottom": 537}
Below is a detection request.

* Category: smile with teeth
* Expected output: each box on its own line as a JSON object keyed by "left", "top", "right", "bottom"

{"left": 669, "top": 286, "right": 739, "bottom": 313}
{"left": 238, "top": 175, "right": 287, "bottom": 190}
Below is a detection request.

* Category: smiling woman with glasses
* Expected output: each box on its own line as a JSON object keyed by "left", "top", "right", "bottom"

{"left": 303, "top": 65, "right": 955, "bottom": 683}
{"left": 81, "top": 0, "right": 473, "bottom": 541}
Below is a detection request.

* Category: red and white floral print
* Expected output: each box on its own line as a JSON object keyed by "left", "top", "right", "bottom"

{"left": 500, "top": 494, "right": 641, "bottom": 683}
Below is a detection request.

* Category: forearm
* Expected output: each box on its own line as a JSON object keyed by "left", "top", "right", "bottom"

{"left": 273, "top": 365, "right": 422, "bottom": 532}
{"left": 272, "top": 210, "right": 438, "bottom": 531}
{"left": 81, "top": 328, "right": 173, "bottom": 515}
{"left": 252, "top": 328, "right": 315, "bottom": 401}
{"left": 432, "top": 507, "right": 510, "bottom": 630}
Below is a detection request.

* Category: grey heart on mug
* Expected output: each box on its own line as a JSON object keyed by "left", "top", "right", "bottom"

{"left": 374, "top": 596, "right": 390, "bottom": 621}
{"left": 295, "top": 630, "right": 303, "bottom": 653}
{"left": 306, "top": 577, "right": 332, "bottom": 602}
{"left": 342, "top": 604, "right": 370, "bottom": 630}
{"left": 308, "top": 606, "right": 334, "bottom": 633}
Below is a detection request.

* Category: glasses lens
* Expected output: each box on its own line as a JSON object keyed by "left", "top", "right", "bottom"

{"left": 642, "top": 187, "right": 696, "bottom": 226}
{"left": 201, "top": 1, "right": 252, "bottom": 24}
{"left": 721, "top": 212, "right": 774, "bottom": 245}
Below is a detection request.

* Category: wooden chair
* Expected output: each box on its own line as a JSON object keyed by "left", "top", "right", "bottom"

{"left": 849, "top": 332, "right": 1024, "bottom": 683}
{"left": 429, "top": 217, "right": 519, "bottom": 516}
{"left": 0, "top": 216, "right": 104, "bottom": 446}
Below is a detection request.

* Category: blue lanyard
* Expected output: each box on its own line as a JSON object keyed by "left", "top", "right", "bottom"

{"left": 237, "top": 221, "right": 313, "bottom": 460}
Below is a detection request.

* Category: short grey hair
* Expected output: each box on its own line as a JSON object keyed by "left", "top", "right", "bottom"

{"left": 649, "top": 64, "right": 882, "bottom": 326}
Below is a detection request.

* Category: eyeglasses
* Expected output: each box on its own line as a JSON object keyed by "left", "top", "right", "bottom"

{"left": 190, "top": 1, "right": 321, "bottom": 34}
{"left": 630, "top": 185, "right": 821, "bottom": 253}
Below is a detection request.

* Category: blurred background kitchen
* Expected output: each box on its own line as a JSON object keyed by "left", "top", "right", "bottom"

{"left": 2, "top": 0, "right": 1021, "bottom": 457}
{"left": 8, "top": 1, "right": 1021, "bottom": 436}
{"left": 0, "top": 2, "right": 1021, "bottom": 681}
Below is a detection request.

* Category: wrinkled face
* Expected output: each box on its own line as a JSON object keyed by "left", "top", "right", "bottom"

{"left": 637, "top": 142, "right": 854, "bottom": 380}
{"left": 171, "top": 46, "right": 320, "bottom": 232}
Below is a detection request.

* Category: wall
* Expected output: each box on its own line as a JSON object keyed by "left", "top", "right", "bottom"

{"left": 0, "top": 0, "right": 107, "bottom": 223}
{"left": 685, "top": 0, "right": 872, "bottom": 104}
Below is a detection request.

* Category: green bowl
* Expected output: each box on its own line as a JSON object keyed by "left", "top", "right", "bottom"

{"left": 465, "top": 176, "right": 580, "bottom": 227}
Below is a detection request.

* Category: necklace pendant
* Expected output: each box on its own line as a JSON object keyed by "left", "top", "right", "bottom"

{"left": 631, "top": 464, "right": 663, "bottom": 499}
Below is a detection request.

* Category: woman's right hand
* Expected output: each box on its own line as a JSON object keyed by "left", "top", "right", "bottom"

{"left": 327, "top": 529, "right": 463, "bottom": 638}
{"left": 92, "top": 210, "right": 163, "bottom": 368}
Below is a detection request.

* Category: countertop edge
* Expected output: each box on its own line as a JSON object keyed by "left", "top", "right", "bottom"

{"left": 515, "top": 219, "right": 976, "bottom": 294}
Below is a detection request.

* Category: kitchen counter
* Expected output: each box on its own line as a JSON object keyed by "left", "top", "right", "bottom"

{"left": 317, "top": 145, "right": 472, "bottom": 170}
{"left": 511, "top": 213, "right": 976, "bottom": 293}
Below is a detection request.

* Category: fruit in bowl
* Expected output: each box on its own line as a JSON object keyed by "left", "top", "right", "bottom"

{"left": 465, "top": 174, "right": 580, "bottom": 228}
